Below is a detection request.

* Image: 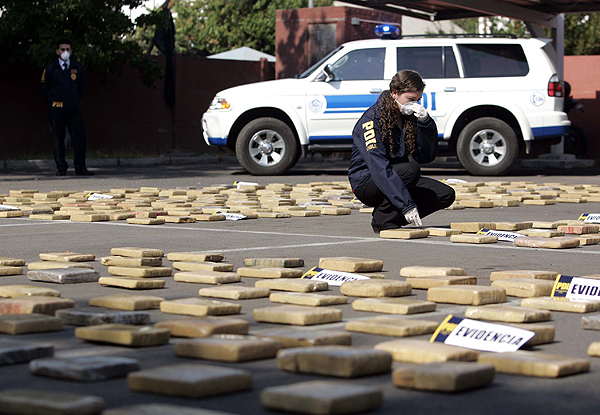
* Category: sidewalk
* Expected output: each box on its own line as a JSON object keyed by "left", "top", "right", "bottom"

{"left": 0, "top": 154, "right": 242, "bottom": 171}
{"left": 1, "top": 154, "right": 596, "bottom": 172}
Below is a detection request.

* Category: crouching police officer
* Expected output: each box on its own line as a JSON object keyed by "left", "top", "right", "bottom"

{"left": 349, "top": 70, "right": 455, "bottom": 233}
{"left": 40, "top": 38, "right": 94, "bottom": 176}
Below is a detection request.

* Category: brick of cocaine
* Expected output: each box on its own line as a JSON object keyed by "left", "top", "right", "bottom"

{"left": 174, "top": 335, "right": 282, "bottom": 362}
{"left": 56, "top": 308, "right": 150, "bottom": 326}
{"left": 374, "top": 339, "right": 478, "bottom": 363}
{"left": 253, "top": 305, "right": 342, "bottom": 326}
{"left": 464, "top": 305, "right": 552, "bottom": 323}
{"left": 160, "top": 298, "right": 241, "bottom": 316}
{"left": 0, "top": 389, "right": 103, "bottom": 415}
{"left": 89, "top": 294, "right": 164, "bottom": 311}
{"left": 75, "top": 324, "right": 170, "bottom": 347}
{"left": 400, "top": 266, "right": 466, "bottom": 277}
{"left": 491, "top": 279, "right": 555, "bottom": 297}
{"left": 127, "top": 364, "right": 252, "bottom": 398}
{"left": 346, "top": 317, "right": 438, "bottom": 337}
{"left": 340, "top": 280, "right": 411, "bottom": 297}
{"left": 28, "top": 268, "right": 99, "bottom": 284}
{"left": 30, "top": 356, "right": 140, "bottom": 382}
{"left": 236, "top": 267, "right": 304, "bottom": 279}
{"left": 318, "top": 257, "right": 383, "bottom": 273}
{"left": 260, "top": 381, "right": 382, "bottom": 415}
{"left": 244, "top": 258, "right": 304, "bottom": 268}
{"left": 254, "top": 329, "right": 351, "bottom": 348}
{"left": 392, "top": 362, "right": 495, "bottom": 392}
{"left": 427, "top": 286, "right": 506, "bottom": 305}
{"left": 38, "top": 252, "right": 95, "bottom": 262}
{"left": 276, "top": 346, "right": 392, "bottom": 377}
{"left": 155, "top": 317, "right": 249, "bottom": 338}
{"left": 198, "top": 286, "right": 270, "bottom": 300}
{"left": 478, "top": 350, "right": 589, "bottom": 377}
{"left": 174, "top": 271, "right": 241, "bottom": 285}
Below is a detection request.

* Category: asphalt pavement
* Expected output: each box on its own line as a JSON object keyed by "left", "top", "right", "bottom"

{"left": 1, "top": 159, "right": 600, "bottom": 414}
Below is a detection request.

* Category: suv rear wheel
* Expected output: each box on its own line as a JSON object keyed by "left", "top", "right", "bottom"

{"left": 456, "top": 117, "right": 518, "bottom": 176}
{"left": 236, "top": 117, "right": 299, "bottom": 175}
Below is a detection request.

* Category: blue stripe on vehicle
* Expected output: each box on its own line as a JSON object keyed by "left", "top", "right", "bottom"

{"left": 208, "top": 137, "right": 227, "bottom": 146}
{"left": 531, "top": 125, "right": 570, "bottom": 138}
{"left": 323, "top": 109, "right": 368, "bottom": 114}
{"left": 309, "top": 136, "right": 353, "bottom": 142}
{"left": 310, "top": 133, "right": 445, "bottom": 141}
{"left": 325, "top": 95, "right": 378, "bottom": 109}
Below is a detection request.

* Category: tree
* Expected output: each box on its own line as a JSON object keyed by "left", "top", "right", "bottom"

{"left": 564, "top": 13, "right": 600, "bottom": 55}
{"left": 0, "top": 0, "right": 161, "bottom": 84}
{"left": 451, "top": 13, "right": 600, "bottom": 55}
{"left": 171, "top": 0, "right": 332, "bottom": 56}
{"left": 451, "top": 17, "right": 530, "bottom": 38}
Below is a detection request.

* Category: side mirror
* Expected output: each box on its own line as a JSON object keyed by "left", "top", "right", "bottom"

{"left": 323, "top": 64, "right": 335, "bottom": 82}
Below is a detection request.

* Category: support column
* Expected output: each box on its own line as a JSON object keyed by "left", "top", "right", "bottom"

{"left": 550, "top": 13, "right": 565, "bottom": 154}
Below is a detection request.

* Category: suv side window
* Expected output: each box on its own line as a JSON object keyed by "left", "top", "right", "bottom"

{"left": 444, "top": 47, "right": 459, "bottom": 78}
{"left": 396, "top": 47, "right": 459, "bottom": 79}
{"left": 330, "top": 48, "right": 385, "bottom": 81}
{"left": 458, "top": 44, "right": 529, "bottom": 77}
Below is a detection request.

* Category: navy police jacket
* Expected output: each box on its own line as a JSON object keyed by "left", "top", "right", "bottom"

{"left": 39, "top": 59, "right": 85, "bottom": 109}
{"left": 348, "top": 94, "right": 438, "bottom": 214}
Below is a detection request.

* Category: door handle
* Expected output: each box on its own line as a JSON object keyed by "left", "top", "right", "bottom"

{"left": 370, "top": 88, "right": 382, "bottom": 94}
{"left": 444, "top": 87, "right": 456, "bottom": 92}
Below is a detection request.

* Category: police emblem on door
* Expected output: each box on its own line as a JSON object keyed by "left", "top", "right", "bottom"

{"left": 309, "top": 96, "right": 325, "bottom": 114}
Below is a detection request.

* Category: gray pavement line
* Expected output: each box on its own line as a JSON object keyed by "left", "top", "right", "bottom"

{"left": 213, "top": 238, "right": 387, "bottom": 253}
{"left": 380, "top": 237, "right": 600, "bottom": 255}
{"left": 0, "top": 221, "right": 69, "bottom": 228}
{"left": 4, "top": 218, "right": 382, "bottom": 251}
{"left": 48, "top": 219, "right": 374, "bottom": 241}
{"left": 7, "top": 218, "right": 600, "bottom": 256}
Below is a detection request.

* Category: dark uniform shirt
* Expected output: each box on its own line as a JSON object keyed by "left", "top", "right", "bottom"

{"left": 348, "top": 94, "right": 438, "bottom": 214}
{"left": 39, "top": 59, "right": 85, "bottom": 109}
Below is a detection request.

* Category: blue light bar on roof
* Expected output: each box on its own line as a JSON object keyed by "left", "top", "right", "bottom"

{"left": 375, "top": 24, "right": 400, "bottom": 39}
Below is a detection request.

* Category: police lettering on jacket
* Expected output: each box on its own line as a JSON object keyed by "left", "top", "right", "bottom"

{"left": 348, "top": 94, "right": 438, "bottom": 214}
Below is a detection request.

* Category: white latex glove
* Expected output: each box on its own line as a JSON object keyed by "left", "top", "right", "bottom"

{"left": 400, "top": 102, "right": 428, "bottom": 122}
{"left": 404, "top": 207, "right": 422, "bottom": 226}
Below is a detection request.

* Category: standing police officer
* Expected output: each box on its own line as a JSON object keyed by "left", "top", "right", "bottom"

{"left": 40, "top": 38, "right": 94, "bottom": 176}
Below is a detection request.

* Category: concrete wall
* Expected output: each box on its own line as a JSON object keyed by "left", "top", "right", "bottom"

{"left": 275, "top": 6, "right": 402, "bottom": 79}
{"left": 0, "top": 55, "right": 274, "bottom": 158}
{"left": 564, "top": 55, "right": 600, "bottom": 158}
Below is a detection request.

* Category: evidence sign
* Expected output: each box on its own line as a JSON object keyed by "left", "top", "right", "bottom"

{"left": 552, "top": 275, "right": 600, "bottom": 300}
{"left": 477, "top": 228, "right": 525, "bottom": 242}
{"left": 579, "top": 213, "right": 600, "bottom": 223}
{"left": 430, "top": 315, "right": 534, "bottom": 353}
{"left": 302, "top": 266, "right": 370, "bottom": 286}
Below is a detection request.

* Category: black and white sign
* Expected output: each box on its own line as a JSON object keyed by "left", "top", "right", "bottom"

{"left": 430, "top": 315, "right": 534, "bottom": 353}
{"left": 302, "top": 267, "right": 370, "bottom": 286}
{"left": 477, "top": 228, "right": 525, "bottom": 242}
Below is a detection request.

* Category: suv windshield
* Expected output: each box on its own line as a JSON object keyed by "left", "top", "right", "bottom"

{"left": 297, "top": 46, "right": 344, "bottom": 79}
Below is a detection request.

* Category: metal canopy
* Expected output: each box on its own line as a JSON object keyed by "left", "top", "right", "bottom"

{"left": 341, "top": 0, "right": 600, "bottom": 27}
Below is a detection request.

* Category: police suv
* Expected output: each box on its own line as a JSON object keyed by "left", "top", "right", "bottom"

{"left": 202, "top": 25, "right": 569, "bottom": 176}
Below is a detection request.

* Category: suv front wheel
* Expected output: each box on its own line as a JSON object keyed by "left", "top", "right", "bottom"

{"left": 456, "top": 117, "right": 518, "bottom": 176}
{"left": 236, "top": 117, "right": 299, "bottom": 175}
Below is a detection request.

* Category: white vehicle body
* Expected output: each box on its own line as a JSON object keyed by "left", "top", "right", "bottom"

{"left": 202, "top": 34, "right": 570, "bottom": 176}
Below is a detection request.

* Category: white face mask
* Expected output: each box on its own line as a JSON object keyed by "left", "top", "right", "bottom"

{"left": 60, "top": 51, "right": 70, "bottom": 62}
